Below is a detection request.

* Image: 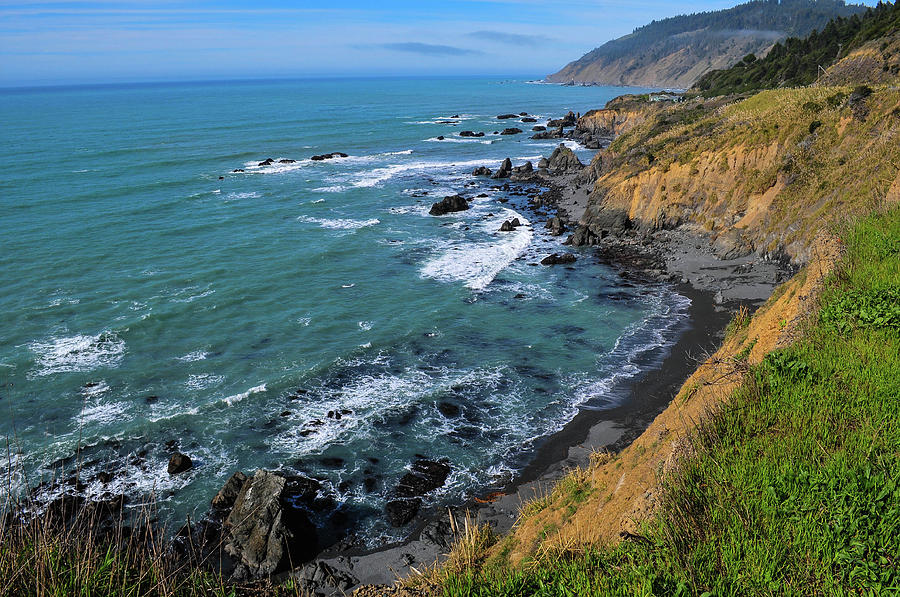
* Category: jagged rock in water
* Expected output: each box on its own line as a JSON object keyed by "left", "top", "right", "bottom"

{"left": 429, "top": 195, "right": 469, "bottom": 216}
{"left": 500, "top": 127, "right": 523, "bottom": 135}
{"left": 167, "top": 452, "right": 192, "bottom": 475}
{"left": 541, "top": 253, "right": 577, "bottom": 265}
{"left": 548, "top": 111, "right": 577, "bottom": 127}
{"left": 472, "top": 166, "right": 492, "bottom": 176}
{"left": 510, "top": 161, "right": 535, "bottom": 182}
{"left": 491, "top": 158, "right": 512, "bottom": 179}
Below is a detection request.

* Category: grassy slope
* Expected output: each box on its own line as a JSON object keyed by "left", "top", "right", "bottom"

{"left": 436, "top": 205, "right": 900, "bottom": 596}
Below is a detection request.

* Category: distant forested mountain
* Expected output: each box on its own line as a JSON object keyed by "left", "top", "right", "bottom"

{"left": 547, "top": 0, "right": 867, "bottom": 88}
{"left": 694, "top": 0, "right": 900, "bottom": 94}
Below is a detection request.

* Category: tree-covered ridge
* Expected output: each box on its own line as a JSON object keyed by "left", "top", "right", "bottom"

{"left": 694, "top": 0, "right": 900, "bottom": 96}
{"left": 567, "top": 0, "right": 864, "bottom": 67}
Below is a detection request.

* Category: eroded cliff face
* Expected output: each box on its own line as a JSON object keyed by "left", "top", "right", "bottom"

{"left": 570, "top": 86, "right": 900, "bottom": 265}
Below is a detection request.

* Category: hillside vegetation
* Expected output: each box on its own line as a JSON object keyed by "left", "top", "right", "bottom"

{"left": 436, "top": 204, "right": 900, "bottom": 595}
{"left": 546, "top": 0, "right": 865, "bottom": 88}
{"left": 695, "top": 0, "right": 900, "bottom": 95}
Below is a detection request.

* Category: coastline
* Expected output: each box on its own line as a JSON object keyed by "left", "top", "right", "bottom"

{"left": 304, "top": 154, "right": 790, "bottom": 591}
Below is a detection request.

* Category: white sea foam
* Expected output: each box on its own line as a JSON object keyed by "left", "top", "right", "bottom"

{"left": 185, "top": 373, "right": 225, "bottom": 391}
{"left": 29, "top": 332, "right": 125, "bottom": 377}
{"left": 297, "top": 215, "right": 380, "bottom": 230}
{"left": 225, "top": 191, "right": 261, "bottom": 201}
{"left": 345, "top": 158, "right": 498, "bottom": 188}
{"left": 425, "top": 137, "right": 494, "bottom": 145}
{"left": 297, "top": 317, "right": 312, "bottom": 326}
{"left": 358, "top": 321, "right": 373, "bottom": 332}
{"left": 75, "top": 399, "right": 129, "bottom": 427}
{"left": 177, "top": 350, "right": 209, "bottom": 362}
{"left": 171, "top": 288, "right": 215, "bottom": 303}
{"left": 312, "top": 186, "right": 344, "bottom": 193}
{"left": 421, "top": 210, "right": 533, "bottom": 290}
{"left": 311, "top": 198, "right": 327, "bottom": 203}
{"left": 223, "top": 383, "right": 266, "bottom": 406}
{"left": 80, "top": 380, "right": 110, "bottom": 397}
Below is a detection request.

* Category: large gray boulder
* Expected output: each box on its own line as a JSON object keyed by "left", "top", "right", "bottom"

{"left": 224, "top": 470, "right": 318, "bottom": 579}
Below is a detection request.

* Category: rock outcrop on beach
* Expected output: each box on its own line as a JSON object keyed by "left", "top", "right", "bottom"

{"left": 223, "top": 470, "right": 319, "bottom": 580}
{"left": 429, "top": 195, "right": 469, "bottom": 215}
{"left": 546, "top": 145, "right": 583, "bottom": 174}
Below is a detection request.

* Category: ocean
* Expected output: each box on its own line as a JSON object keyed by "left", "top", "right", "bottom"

{"left": 0, "top": 76, "right": 686, "bottom": 547}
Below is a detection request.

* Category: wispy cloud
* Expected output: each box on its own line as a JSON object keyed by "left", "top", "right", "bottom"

{"left": 466, "top": 30, "right": 553, "bottom": 46}
{"left": 374, "top": 42, "right": 482, "bottom": 56}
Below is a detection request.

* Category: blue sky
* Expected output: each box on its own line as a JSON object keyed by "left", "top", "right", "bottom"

{"left": 0, "top": 1, "right": 880, "bottom": 86}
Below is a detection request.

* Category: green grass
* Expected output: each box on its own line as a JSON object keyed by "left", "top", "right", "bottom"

{"left": 440, "top": 206, "right": 900, "bottom": 596}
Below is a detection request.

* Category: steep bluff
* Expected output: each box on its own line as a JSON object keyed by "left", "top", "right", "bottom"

{"left": 569, "top": 86, "right": 900, "bottom": 265}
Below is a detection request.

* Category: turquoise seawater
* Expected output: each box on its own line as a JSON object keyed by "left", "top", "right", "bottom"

{"left": 0, "top": 77, "right": 684, "bottom": 546}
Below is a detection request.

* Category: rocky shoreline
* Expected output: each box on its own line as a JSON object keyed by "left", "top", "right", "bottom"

{"left": 14, "top": 107, "right": 794, "bottom": 596}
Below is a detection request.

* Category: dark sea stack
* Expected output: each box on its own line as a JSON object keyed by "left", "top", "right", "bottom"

{"left": 385, "top": 458, "right": 451, "bottom": 527}
{"left": 224, "top": 470, "right": 318, "bottom": 579}
{"left": 232, "top": 168, "right": 245, "bottom": 173}
{"left": 497, "top": 113, "right": 518, "bottom": 119}
{"left": 429, "top": 195, "right": 469, "bottom": 216}
{"left": 532, "top": 125, "right": 546, "bottom": 132}
{"left": 491, "top": 158, "right": 512, "bottom": 179}
{"left": 501, "top": 127, "right": 523, "bottom": 135}
{"left": 472, "top": 166, "right": 493, "bottom": 177}
{"left": 519, "top": 112, "right": 529, "bottom": 116}
{"left": 548, "top": 111, "right": 577, "bottom": 127}
{"left": 310, "top": 152, "right": 348, "bottom": 161}
{"left": 258, "top": 158, "right": 275, "bottom": 166}
{"left": 167, "top": 452, "right": 193, "bottom": 475}
{"left": 500, "top": 220, "right": 515, "bottom": 232}
{"left": 521, "top": 117, "right": 537, "bottom": 123}
{"left": 278, "top": 159, "right": 296, "bottom": 164}
{"left": 459, "top": 130, "right": 485, "bottom": 137}
{"left": 531, "top": 126, "right": 565, "bottom": 139}
{"left": 541, "top": 253, "right": 577, "bottom": 265}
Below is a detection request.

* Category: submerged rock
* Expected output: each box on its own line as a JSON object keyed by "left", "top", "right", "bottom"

{"left": 429, "top": 195, "right": 469, "bottom": 216}
{"left": 385, "top": 458, "right": 451, "bottom": 527}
